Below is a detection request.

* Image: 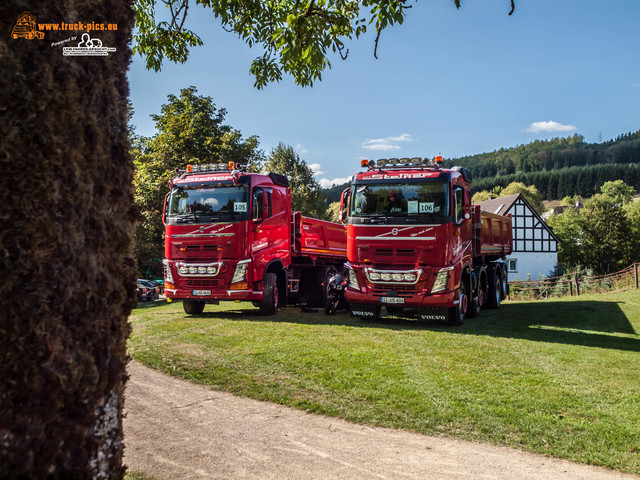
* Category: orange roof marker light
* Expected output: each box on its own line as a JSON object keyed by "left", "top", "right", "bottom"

{"left": 434, "top": 155, "right": 444, "bottom": 165}
{"left": 186, "top": 164, "right": 193, "bottom": 173}
{"left": 228, "top": 161, "right": 235, "bottom": 170}
{"left": 361, "top": 159, "right": 370, "bottom": 168}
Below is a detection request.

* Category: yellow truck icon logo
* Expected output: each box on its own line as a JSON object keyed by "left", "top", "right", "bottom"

{"left": 11, "top": 12, "right": 44, "bottom": 40}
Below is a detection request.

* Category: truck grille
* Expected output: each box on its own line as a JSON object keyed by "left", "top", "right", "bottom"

{"left": 182, "top": 244, "right": 221, "bottom": 259}
{"left": 375, "top": 248, "right": 415, "bottom": 257}
{"left": 369, "top": 284, "right": 419, "bottom": 295}
{"left": 184, "top": 278, "right": 226, "bottom": 288}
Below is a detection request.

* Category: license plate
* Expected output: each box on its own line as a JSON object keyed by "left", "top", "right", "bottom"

{"left": 381, "top": 296, "right": 404, "bottom": 304}
{"left": 192, "top": 289, "right": 211, "bottom": 296}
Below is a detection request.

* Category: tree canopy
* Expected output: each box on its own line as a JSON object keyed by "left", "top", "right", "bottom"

{"left": 547, "top": 181, "right": 640, "bottom": 275}
{"left": 133, "top": 86, "right": 264, "bottom": 276}
{"left": 264, "top": 143, "right": 329, "bottom": 219}
{"left": 133, "top": 0, "right": 515, "bottom": 88}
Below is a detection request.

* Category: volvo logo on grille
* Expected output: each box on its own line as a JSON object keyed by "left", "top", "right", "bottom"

{"left": 199, "top": 226, "right": 205, "bottom": 233}
{"left": 392, "top": 228, "right": 398, "bottom": 235}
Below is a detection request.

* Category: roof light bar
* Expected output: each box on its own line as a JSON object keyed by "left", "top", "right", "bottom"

{"left": 360, "top": 157, "right": 445, "bottom": 169}
{"left": 182, "top": 163, "right": 244, "bottom": 174}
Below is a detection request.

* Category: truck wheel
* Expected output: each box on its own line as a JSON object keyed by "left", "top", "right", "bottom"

{"left": 448, "top": 281, "right": 467, "bottom": 326}
{"left": 183, "top": 300, "right": 205, "bottom": 315}
{"left": 467, "top": 277, "right": 483, "bottom": 318}
{"left": 487, "top": 269, "right": 501, "bottom": 309}
{"left": 500, "top": 268, "right": 508, "bottom": 300}
{"left": 305, "top": 266, "right": 335, "bottom": 308}
{"left": 260, "top": 272, "right": 279, "bottom": 315}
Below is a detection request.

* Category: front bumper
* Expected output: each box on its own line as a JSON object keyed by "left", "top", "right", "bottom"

{"left": 164, "top": 258, "right": 262, "bottom": 302}
{"left": 344, "top": 287, "right": 457, "bottom": 309}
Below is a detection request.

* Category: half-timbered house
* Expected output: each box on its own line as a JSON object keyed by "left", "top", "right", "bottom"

{"left": 477, "top": 194, "right": 559, "bottom": 280}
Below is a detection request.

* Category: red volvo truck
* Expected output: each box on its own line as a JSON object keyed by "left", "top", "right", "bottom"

{"left": 162, "top": 162, "right": 347, "bottom": 315}
{"left": 340, "top": 157, "right": 512, "bottom": 325}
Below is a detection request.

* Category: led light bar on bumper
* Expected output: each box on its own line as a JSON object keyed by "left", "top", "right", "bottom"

{"left": 176, "top": 262, "right": 221, "bottom": 276}
{"left": 365, "top": 268, "right": 421, "bottom": 284}
{"left": 431, "top": 266, "right": 454, "bottom": 293}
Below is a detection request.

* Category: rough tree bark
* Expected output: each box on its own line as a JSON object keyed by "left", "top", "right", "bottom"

{"left": 0, "top": 1, "right": 136, "bottom": 478}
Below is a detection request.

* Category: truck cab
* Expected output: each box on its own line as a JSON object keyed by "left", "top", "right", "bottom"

{"left": 342, "top": 157, "right": 511, "bottom": 325}
{"left": 163, "top": 162, "right": 348, "bottom": 316}
{"left": 163, "top": 163, "right": 293, "bottom": 314}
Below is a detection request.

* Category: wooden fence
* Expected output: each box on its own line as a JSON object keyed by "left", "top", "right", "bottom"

{"left": 508, "top": 263, "right": 640, "bottom": 300}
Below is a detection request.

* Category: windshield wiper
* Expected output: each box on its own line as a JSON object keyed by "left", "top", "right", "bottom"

{"left": 172, "top": 213, "right": 198, "bottom": 223}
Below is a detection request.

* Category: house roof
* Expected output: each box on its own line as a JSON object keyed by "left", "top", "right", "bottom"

{"left": 476, "top": 194, "right": 519, "bottom": 215}
{"left": 477, "top": 193, "right": 560, "bottom": 243}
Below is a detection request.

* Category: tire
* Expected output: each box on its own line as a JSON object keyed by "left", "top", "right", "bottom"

{"left": 487, "top": 268, "right": 501, "bottom": 309}
{"left": 448, "top": 280, "right": 468, "bottom": 326}
{"left": 259, "top": 272, "right": 279, "bottom": 315}
{"left": 500, "top": 268, "right": 508, "bottom": 300}
{"left": 324, "top": 294, "right": 338, "bottom": 315}
{"left": 467, "top": 275, "right": 483, "bottom": 318}
{"left": 183, "top": 299, "right": 205, "bottom": 315}
{"left": 304, "top": 266, "right": 335, "bottom": 309}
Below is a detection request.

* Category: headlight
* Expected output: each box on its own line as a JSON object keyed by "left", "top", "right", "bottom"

{"left": 369, "top": 272, "right": 381, "bottom": 281}
{"left": 163, "top": 260, "right": 174, "bottom": 283}
{"left": 207, "top": 266, "right": 217, "bottom": 274}
{"left": 198, "top": 266, "right": 206, "bottom": 274}
{"left": 231, "top": 261, "right": 249, "bottom": 284}
{"left": 381, "top": 273, "right": 392, "bottom": 281}
{"left": 348, "top": 269, "right": 360, "bottom": 290}
{"left": 392, "top": 273, "right": 403, "bottom": 282}
{"left": 404, "top": 273, "right": 416, "bottom": 282}
{"left": 189, "top": 266, "right": 197, "bottom": 274}
{"left": 431, "top": 268, "right": 453, "bottom": 293}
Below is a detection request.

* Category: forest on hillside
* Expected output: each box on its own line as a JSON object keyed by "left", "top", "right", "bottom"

{"left": 323, "top": 130, "right": 640, "bottom": 203}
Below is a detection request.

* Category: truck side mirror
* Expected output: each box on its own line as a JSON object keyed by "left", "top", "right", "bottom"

{"left": 338, "top": 188, "right": 350, "bottom": 224}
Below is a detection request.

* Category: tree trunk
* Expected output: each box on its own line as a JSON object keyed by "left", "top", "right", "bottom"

{"left": 0, "top": 1, "right": 135, "bottom": 478}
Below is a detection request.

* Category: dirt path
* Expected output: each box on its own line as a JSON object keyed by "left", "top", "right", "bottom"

{"left": 123, "top": 361, "right": 638, "bottom": 480}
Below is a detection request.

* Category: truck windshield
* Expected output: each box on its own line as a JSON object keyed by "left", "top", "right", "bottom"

{"left": 351, "top": 182, "right": 449, "bottom": 217}
{"left": 166, "top": 183, "right": 249, "bottom": 224}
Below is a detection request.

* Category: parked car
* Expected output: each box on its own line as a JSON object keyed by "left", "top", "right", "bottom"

{"left": 137, "top": 279, "right": 159, "bottom": 301}
{"left": 151, "top": 279, "right": 165, "bottom": 295}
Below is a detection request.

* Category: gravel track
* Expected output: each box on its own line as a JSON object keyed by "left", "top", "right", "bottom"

{"left": 123, "top": 361, "right": 638, "bottom": 480}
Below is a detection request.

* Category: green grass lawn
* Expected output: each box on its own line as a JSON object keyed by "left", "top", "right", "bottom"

{"left": 128, "top": 292, "right": 640, "bottom": 474}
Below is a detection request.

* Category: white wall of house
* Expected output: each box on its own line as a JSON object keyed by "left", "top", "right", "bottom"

{"left": 506, "top": 252, "right": 558, "bottom": 280}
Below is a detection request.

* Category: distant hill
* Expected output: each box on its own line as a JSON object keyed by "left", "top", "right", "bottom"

{"left": 321, "top": 130, "right": 640, "bottom": 203}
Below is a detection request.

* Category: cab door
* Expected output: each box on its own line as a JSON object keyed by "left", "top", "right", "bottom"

{"left": 251, "top": 188, "right": 270, "bottom": 254}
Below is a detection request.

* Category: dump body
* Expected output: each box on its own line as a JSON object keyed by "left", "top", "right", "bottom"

{"left": 342, "top": 159, "right": 513, "bottom": 324}
{"left": 163, "top": 165, "right": 346, "bottom": 314}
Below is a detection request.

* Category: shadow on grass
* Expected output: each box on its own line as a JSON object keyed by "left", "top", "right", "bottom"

{"left": 134, "top": 298, "right": 169, "bottom": 310}
{"left": 191, "top": 299, "right": 639, "bottom": 352}
{"left": 458, "top": 300, "right": 640, "bottom": 352}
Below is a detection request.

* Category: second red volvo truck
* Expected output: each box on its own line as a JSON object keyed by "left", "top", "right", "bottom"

{"left": 340, "top": 156, "right": 512, "bottom": 325}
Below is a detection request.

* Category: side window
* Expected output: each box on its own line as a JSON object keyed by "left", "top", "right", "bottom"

{"left": 252, "top": 188, "right": 263, "bottom": 221}
{"left": 453, "top": 187, "right": 464, "bottom": 222}
{"left": 265, "top": 189, "right": 272, "bottom": 218}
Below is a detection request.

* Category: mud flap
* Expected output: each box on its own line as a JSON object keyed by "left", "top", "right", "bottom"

{"left": 417, "top": 308, "right": 448, "bottom": 322}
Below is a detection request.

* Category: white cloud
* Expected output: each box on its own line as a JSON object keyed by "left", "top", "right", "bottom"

{"left": 295, "top": 144, "right": 308, "bottom": 154}
{"left": 308, "top": 163, "right": 324, "bottom": 176}
{"left": 525, "top": 121, "right": 577, "bottom": 133}
{"left": 361, "top": 133, "right": 413, "bottom": 151}
{"left": 318, "top": 177, "right": 351, "bottom": 189}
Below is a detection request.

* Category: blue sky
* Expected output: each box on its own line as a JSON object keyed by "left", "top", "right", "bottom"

{"left": 128, "top": 0, "right": 640, "bottom": 188}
